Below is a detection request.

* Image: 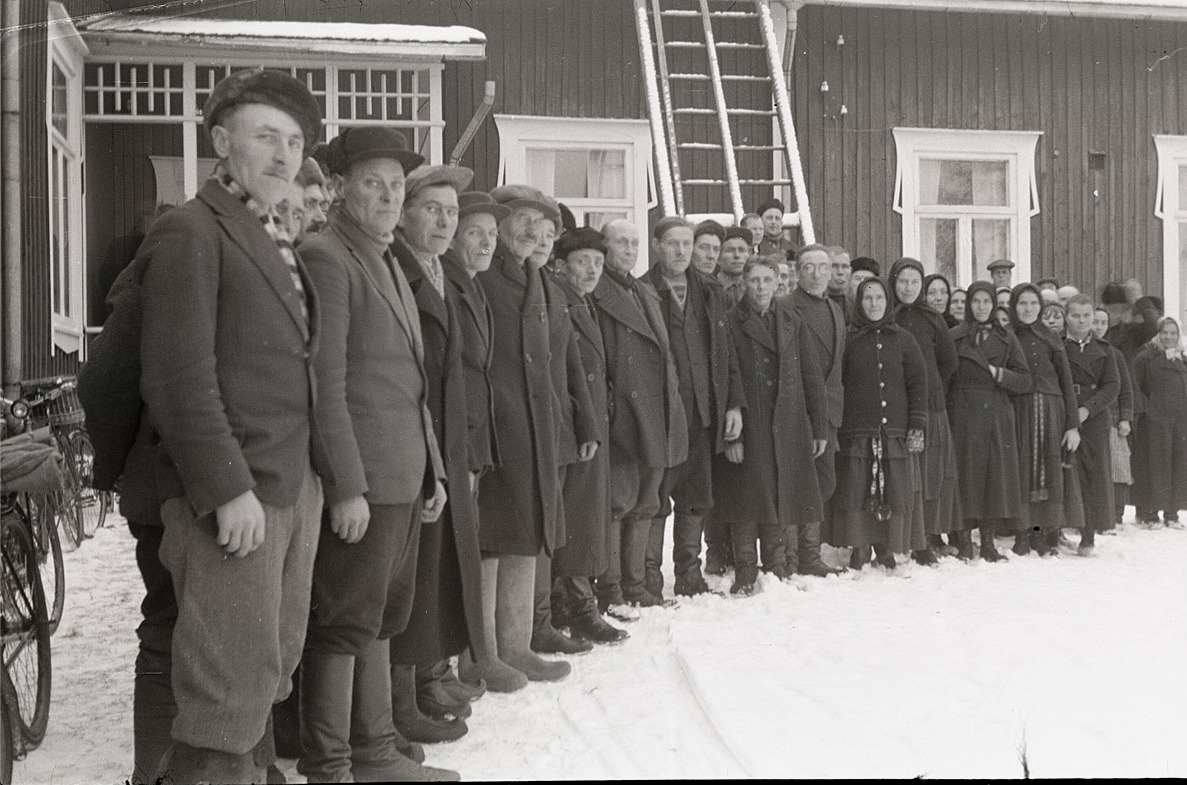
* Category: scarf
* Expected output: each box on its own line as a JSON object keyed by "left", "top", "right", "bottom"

{"left": 848, "top": 277, "right": 895, "bottom": 338}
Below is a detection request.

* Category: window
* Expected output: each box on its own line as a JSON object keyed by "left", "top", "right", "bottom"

{"left": 47, "top": 3, "right": 88, "bottom": 354}
{"left": 893, "top": 128, "right": 1041, "bottom": 286}
{"left": 1154, "top": 135, "right": 1187, "bottom": 324}
{"left": 496, "top": 116, "right": 656, "bottom": 273}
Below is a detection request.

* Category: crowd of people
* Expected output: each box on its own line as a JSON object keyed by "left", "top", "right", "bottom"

{"left": 85, "top": 69, "right": 1187, "bottom": 784}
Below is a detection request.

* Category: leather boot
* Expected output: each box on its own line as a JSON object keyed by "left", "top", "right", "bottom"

{"left": 390, "top": 661, "right": 467, "bottom": 744}
{"left": 849, "top": 545, "right": 871, "bottom": 570}
{"left": 430, "top": 660, "right": 484, "bottom": 704}
{"left": 796, "top": 521, "right": 844, "bottom": 576}
{"left": 297, "top": 651, "right": 355, "bottom": 782}
{"left": 955, "top": 529, "right": 977, "bottom": 561}
{"left": 271, "top": 666, "right": 302, "bottom": 761}
{"left": 672, "top": 513, "right": 708, "bottom": 589}
{"left": 568, "top": 600, "right": 630, "bottom": 645}
{"left": 531, "top": 624, "right": 593, "bottom": 655}
{"left": 415, "top": 665, "right": 472, "bottom": 721}
{"left": 758, "top": 526, "right": 788, "bottom": 579}
{"left": 496, "top": 555, "right": 571, "bottom": 682}
{"left": 1013, "top": 530, "right": 1032, "bottom": 556}
{"left": 531, "top": 554, "right": 591, "bottom": 656}
{"left": 132, "top": 646, "right": 176, "bottom": 785}
{"left": 783, "top": 523, "right": 800, "bottom": 574}
{"left": 351, "top": 641, "right": 458, "bottom": 782}
{"left": 155, "top": 741, "right": 263, "bottom": 785}
{"left": 872, "top": 543, "right": 897, "bottom": 570}
{"left": 456, "top": 557, "right": 529, "bottom": 694}
{"left": 980, "top": 524, "right": 1006, "bottom": 562}
{"left": 622, "top": 521, "right": 662, "bottom": 606}
{"left": 643, "top": 518, "right": 666, "bottom": 599}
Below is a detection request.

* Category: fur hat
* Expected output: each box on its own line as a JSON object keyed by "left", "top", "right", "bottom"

{"left": 1100, "top": 282, "right": 1128, "bottom": 306}
{"left": 850, "top": 256, "right": 881, "bottom": 277}
{"left": 203, "top": 68, "right": 321, "bottom": 154}
{"left": 755, "top": 197, "right": 785, "bottom": 216}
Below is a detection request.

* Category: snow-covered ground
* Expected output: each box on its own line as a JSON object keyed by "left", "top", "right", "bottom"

{"left": 11, "top": 513, "right": 1187, "bottom": 782}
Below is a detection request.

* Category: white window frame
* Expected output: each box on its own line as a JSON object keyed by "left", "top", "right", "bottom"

{"left": 1154, "top": 135, "right": 1187, "bottom": 325}
{"left": 495, "top": 115, "right": 657, "bottom": 275}
{"left": 893, "top": 127, "right": 1041, "bottom": 286}
{"left": 47, "top": 3, "right": 89, "bottom": 355}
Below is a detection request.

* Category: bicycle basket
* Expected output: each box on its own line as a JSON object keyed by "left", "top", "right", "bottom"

{"left": 21, "top": 376, "right": 85, "bottom": 428}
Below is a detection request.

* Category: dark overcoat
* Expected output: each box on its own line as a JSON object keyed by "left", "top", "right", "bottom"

{"left": 545, "top": 271, "right": 599, "bottom": 469}
{"left": 645, "top": 267, "right": 745, "bottom": 453}
{"left": 790, "top": 286, "right": 846, "bottom": 431}
{"left": 714, "top": 298, "right": 826, "bottom": 528}
{"left": 475, "top": 244, "right": 562, "bottom": 556}
{"left": 1131, "top": 342, "right": 1187, "bottom": 514}
{"left": 552, "top": 277, "right": 611, "bottom": 577}
{"left": 589, "top": 271, "right": 688, "bottom": 469}
{"left": 1012, "top": 323, "right": 1082, "bottom": 531}
{"left": 1065, "top": 334, "right": 1120, "bottom": 533}
{"left": 388, "top": 237, "right": 486, "bottom": 664}
{"left": 441, "top": 251, "right": 499, "bottom": 475}
{"left": 948, "top": 324, "right": 1032, "bottom": 522}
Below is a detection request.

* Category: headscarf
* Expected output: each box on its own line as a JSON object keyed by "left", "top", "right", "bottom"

{"left": 1150, "top": 316, "right": 1184, "bottom": 361}
{"left": 921, "top": 272, "right": 950, "bottom": 313}
{"left": 1009, "top": 282, "right": 1063, "bottom": 351}
{"left": 955, "top": 280, "right": 1002, "bottom": 345}
{"left": 888, "top": 257, "right": 926, "bottom": 310}
{"left": 849, "top": 277, "right": 895, "bottom": 337}
{"left": 946, "top": 287, "right": 966, "bottom": 328}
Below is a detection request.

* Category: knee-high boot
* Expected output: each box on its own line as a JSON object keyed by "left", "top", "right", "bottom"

{"left": 297, "top": 651, "right": 356, "bottom": 782}
{"left": 132, "top": 645, "right": 176, "bottom": 785}
{"left": 796, "top": 521, "right": 844, "bottom": 576}
{"left": 456, "top": 556, "right": 529, "bottom": 693}
{"left": 496, "top": 555, "right": 571, "bottom": 682}
{"left": 390, "top": 660, "right": 467, "bottom": 744}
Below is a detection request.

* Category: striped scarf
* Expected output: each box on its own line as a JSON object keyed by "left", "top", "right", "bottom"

{"left": 213, "top": 164, "right": 309, "bottom": 327}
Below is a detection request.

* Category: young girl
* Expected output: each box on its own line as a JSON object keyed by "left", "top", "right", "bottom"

{"left": 948, "top": 281, "right": 1033, "bottom": 561}
{"left": 831, "top": 277, "right": 929, "bottom": 569}
{"left": 1132, "top": 318, "right": 1187, "bottom": 527}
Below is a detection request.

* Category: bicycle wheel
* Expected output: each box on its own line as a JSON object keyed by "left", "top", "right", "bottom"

{"left": 20, "top": 496, "right": 64, "bottom": 637}
{"left": 52, "top": 433, "right": 85, "bottom": 549}
{"left": 68, "top": 430, "right": 106, "bottom": 537}
{"left": 0, "top": 514, "right": 52, "bottom": 746}
{"left": 0, "top": 686, "right": 16, "bottom": 785}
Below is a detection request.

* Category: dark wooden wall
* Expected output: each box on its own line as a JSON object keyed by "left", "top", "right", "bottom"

{"left": 791, "top": 5, "right": 1187, "bottom": 300}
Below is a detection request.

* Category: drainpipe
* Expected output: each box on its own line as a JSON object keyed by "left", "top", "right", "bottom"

{"left": 1, "top": 0, "right": 22, "bottom": 398}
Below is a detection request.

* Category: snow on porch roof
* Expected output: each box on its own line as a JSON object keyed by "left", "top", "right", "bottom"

{"left": 804, "top": 0, "right": 1187, "bottom": 22}
{"left": 77, "top": 14, "right": 486, "bottom": 62}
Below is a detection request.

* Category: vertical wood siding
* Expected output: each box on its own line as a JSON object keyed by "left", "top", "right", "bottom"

{"left": 792, "top": 5, "right": 1187, "bottom": 300}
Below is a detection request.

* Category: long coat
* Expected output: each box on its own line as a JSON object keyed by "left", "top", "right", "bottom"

{"left": 1065, "top": 334, "right": 1120, "bottom": 533}
{"left": 645, "top": 267, "right": 745, "bottom": 453}
{"left": 714, "top": 298, "right": 826, "bottom": 528}
{"left": 831, "top": 323, "right": 929, "bottom": 552}
{"left": 441, "top": 251, "right": 499, "bottom": 475}
{"left": 948, "top": 324, "right": 1032, "bottom": 522}
{"left": 475, "top": 244, "right": 567, "bottom": 556}
{"left": 790, "top": 286, "right": 846, "bottom": 431}
{"left": 589, "top": 270, "right": 688, "bottom": 469}
{"left": 387, "top": 237, "right": 486, "bottom": 664}
{"left": 1131, "top": 342, "right": 1187, "bottom": 514}
{"left": 552, "top": 277, "right": 611, "bottom": 577}
{"left": 1012, "top": 323, "right": 1082, "bottom": 532}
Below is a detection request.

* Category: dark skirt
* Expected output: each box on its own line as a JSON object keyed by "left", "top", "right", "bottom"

{"left": 950, "top": 386, "right": 1024, "bottom": 524}
{"left": 920, "top": 410, "right": 961, "bottom": 535}
{"left": 830, "top": 436, "right": 927, "bottom": 553}
{"left": 552, "top": 452, "right": 610, "bottom": 577}
{"left": 1014, "top": 392, "right": 1072, "bottom": 533}
{"left": 389, "top": 506, "right": 469, "bottom": 667}
{"left": 1135, "top": 414, "right": 1187, "bottom": 514}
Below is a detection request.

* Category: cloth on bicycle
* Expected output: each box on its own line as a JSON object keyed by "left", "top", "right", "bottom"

{"left": 0, "top": 435, "right": 66, "bottom": 494}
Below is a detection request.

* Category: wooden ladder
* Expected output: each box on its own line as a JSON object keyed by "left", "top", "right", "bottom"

{"left": 633, "top": 0, "right": 815, "bottom": 242}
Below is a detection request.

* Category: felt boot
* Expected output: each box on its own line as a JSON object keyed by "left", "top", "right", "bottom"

{"left": 1012, "top": 531, "right": 1032, "bottom": 556}
{"left": 390, "top": 662, "right": 467, "bottom": 744}
{"left": 496, "top": 555, "right": 571, "bottom": 682}
{"left": 415, "top": 666, "right": 471, "bottom": 721}
{"left": 872, "top": 543, "right": 897, "bottom": 570}
{"left": 979, "top": 524, "right": 1006, "bottom": 562}
{"left": 456, "top": 557, "right": 528, "bottom": 693}
{"left": 849, "top": 545, "right": 871, "bottom": 570}
{"left": 955, "top": 530, "right": 977, "bottom": 561}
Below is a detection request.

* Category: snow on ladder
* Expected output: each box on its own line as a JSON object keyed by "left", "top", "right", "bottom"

{"left": 634, "top": 0, "right": 816, "bottom": 243}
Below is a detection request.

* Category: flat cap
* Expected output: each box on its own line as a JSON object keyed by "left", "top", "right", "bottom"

{"left": 488, "top": 184, "right": 561, "bottom": 225}
{"left": 327, "top": 127, "right": 424, "bottom": 176}
{"left": 405, "top": 165, "right": 474, "bottom": 201}
{"left": 203, "top": 68, "right": 322, "bottom": 154}
{"left": 987, "top": 258, "right": 1015, "bottom": 271}
{"left": 457, "top": 192, "right": 510, "bottom": 222}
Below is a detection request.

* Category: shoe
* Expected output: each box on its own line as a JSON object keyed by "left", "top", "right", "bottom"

{"left": 849, "top": 546, "right": 871, "bottom": 570}
{"left": 530, "top": 624, "right": 594, "bottom": 656}
{"left": 604, "top": 603, "right": 641, "bottom": 622}
{"left": 911, "top": 548, "right": 938, "bottom": 567}
{"left": 953, "top": 531, "right": 976, "bottom": 561}
{"left": 568, "top": 609, "right": 629, "bottom": 645}
{"left": 624, "top": 590, "right": 665, "bottom": 608}
{"left": 391, "top": 663, "right": 469, "bottom": 744}
{"left": 673, "top": 574, "right": 712, "bottom": 596}
{"left": 873, "top": 544, "right": 896, "bottom": 570}
{"left": 1012, "top": 532, "right": 1032, "bottom": 556}
{"left": 1076, "top": 545, "right": 1097, "bottom": 558}
{"left": 797, "top": 522, "right": 846, "bottom": 575}
{"left": 430, "top": 660, "right": 485, "bottom": 704}
{"left": 762, "top": 563, "right": 790, "bottom": 580}
{"left": 416, "top": 671, "right": 472, "bottom": 721}
{"left": 797, "top": 560, "right": 846, "bottom": 577}
{"left": 156, "top": 742, "right": 263, "bottom": 785}
{"left": 730, "top": 565, "right": 758, "bottom": 596}
{"left": 979, "top": 525, "right": 1006, "bottom": 562}
{"left": 456, "top": 654, "right": 527, "bottom": 695}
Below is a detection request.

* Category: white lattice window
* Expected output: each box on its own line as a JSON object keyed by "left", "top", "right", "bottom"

{"left": 1154, "top": 136, "right": 1187, "bottom": 324}
{"left": 893, "top": 128, "right": 1041, "bottom": 286}
{"left": 496, "top": 116, "right": 656, "bottom": 274}
{"left": 48, "top": 3, "right": 88, "bottom": 355}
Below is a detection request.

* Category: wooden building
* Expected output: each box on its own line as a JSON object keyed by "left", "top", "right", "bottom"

{"left": 3, "top": 0, "right": 1185, "bottom": 391}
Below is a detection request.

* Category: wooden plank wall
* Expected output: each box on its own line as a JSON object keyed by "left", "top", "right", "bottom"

{"left": 792, "top": 5, "right": 1187, "bottom": 300}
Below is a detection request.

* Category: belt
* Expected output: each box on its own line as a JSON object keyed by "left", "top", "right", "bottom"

{"left": 1073, "top": 383, "right": 1096, "bottom": 396}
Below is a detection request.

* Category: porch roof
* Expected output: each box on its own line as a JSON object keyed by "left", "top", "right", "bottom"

{"left": 798, "top": 0, "right": 1187, "bottom": 22}
{"left": 76, "top": 14, "right": 486, "bottom": 62}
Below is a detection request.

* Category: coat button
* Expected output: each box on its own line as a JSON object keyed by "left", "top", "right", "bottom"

{"left": 882, "top": 400, "right": 888, "bottom": 407}
{"left": 526, "top": 355, "right": 533, "bottom": 363}
{"left": 882, "top": 417, "right": 888, "bottom": 424}
{"left": 587, "top": 372, "right": 596, "bottom": 381}
{"left": 540, "top": 313, "right": 546, "bottom": 322}
{"left": 631, "top": 391, "right": 638, "bottom": 398}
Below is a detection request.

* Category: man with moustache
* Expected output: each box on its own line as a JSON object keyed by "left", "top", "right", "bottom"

{"left": 590, "top": 218, "right": 688, "bottom": 618}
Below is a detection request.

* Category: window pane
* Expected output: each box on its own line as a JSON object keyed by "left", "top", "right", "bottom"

{"left": 52, "top": 62, "right": 68, "bottom": 136}
{"left": 584, "top": 211, "right": 629, "bottom": 229}
{"left": 971, "top": 219, "right": 1011, "bottom": 281}
{"left": 524, "top": 148, "right": 626, "bottom": 200}
{"left": 919, "top": 217, "right": 957, "bottom": 284}
{"left": 1179, "top": 164, "right": 1187, "bottom": 209}
{"left": 920, "top": 160, "right": 1009, "bottom": 207}
{"left": 51, "top": 151, "right": 62, "bottom": 314}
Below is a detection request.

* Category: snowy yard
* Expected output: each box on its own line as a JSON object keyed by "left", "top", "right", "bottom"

{"left": 12, "top": 513, "right": 1187, "bottom": 782}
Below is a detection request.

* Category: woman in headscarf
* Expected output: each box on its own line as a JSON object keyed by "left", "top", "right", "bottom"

{"left": 888, "top": 259, "right": 962, "bottom": 562}
{"left": 948, "top": 288, "right": 967, "bottom": 327}
{"left": 830, "top": 277, "right": 929, "bottom": 569}
{"left": 1131, "top": 317, "right": 1187, "bottom": 528}
{"left": 922, "top": 273, "right": 954, "bottom": 328}
{"left": 1009, "top": 283, "right": 1083, "bottom": 556}
{"left": 948, "top": 281, "right": 1032, "bottom": 561}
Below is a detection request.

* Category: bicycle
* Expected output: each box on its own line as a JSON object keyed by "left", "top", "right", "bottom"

{"left": 11, "top": 376, "right": 109, "bottom": 546}
{"left": 0, "top": 505, "right": 52, "bottom": 749}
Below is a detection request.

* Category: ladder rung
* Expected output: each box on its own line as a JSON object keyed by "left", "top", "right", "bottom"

{"left": 715, "top": 42, "right": 765, "bottom": 49}
{"left": 659, "top": 9, "right": 701, "bottom": 16}
{"left": 677, "top": 142, "right": 723, "bottom": 150}
{"left": 737, "top": 179, "right": 793, "bottom": 186}
{"left": 720, "top": 74, "right": 772, "bottom": 82}
{"left": 735, "top": 144, "right": 786, "bottom": 151}
{"left": 664, "top": 40, "right": 706, "bottom": 48}
{"left": 682, "top": 179, "right": 731, "bottom": 186}
{"left": 673, "top": 108, "right": 717, "bottom": 115}
{"left": 709, "top": 11, "right": 759, "bottom": 17}
{"left": 668, "top": 73, "right": 710, "bottom": 80}
{"left": 726, "top": 108, "right": 777, "bottom": 116}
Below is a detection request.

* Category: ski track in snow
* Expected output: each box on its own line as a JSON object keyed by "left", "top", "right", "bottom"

{"left": 9, "top": 513, "right": 1187, "bottom": 782}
